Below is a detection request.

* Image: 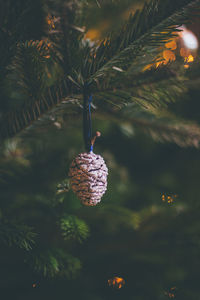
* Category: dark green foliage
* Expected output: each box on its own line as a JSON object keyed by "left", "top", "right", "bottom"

{"left": 0, "top": 220, "right": 36, "bottom": 250}
{"left": 0, "top": 1, "right": 200, "bottom": 299}
{"left": 60, "top": 215, "right": 90, "bottom": 243}
{"left": 0, "top": 0, "right": 45, "bottom": 41}
{"left": 0, "top": 132, "right": 84, "bottom": 281}
{"left": 1, "top": 117, "right": 200, "bottom": 298}
{"left": 27, "top": 248, "right": 81, "bottom": 278}
{"left": 0, "top": 0, "right": 200, "bottom": 146}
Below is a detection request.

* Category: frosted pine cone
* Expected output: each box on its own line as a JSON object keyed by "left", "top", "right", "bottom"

{"left": 69, "top": 152, "right": 108, "bottom": 206}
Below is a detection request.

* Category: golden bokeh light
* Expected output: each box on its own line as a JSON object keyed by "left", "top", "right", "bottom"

{"left": 165, "top": 40, "right": 177, "bottom": 50}
{"left": 180, "top": 27, "right": 199, "bottom": 50}
{"left": 84, "top": 21, "right": 110, "bottom": 41}
{"left": 143, "top": 27, "right": 198, "bottom": 72}
{"left": 162, "top": 50, "right": 176, "bottom": 62}
{"left": 108, "top": 276, "right": 125, "bottom": 289}
{"left": 185, "top": 54, "right": 194, "bottom": 63}
{"left": 46, "top": 15, "right": 56, "bottom": 29}
{"left": 162, "top": 194, "right": 178, "bottom": 204}
{"left": 164, "top": 287, "right": 177, "bottom": 298}
{"left": 83, "top": 19, "right": 198, "bottom": 73}
{"left": 84, "top": 29, "right": 101, "bottom": 41}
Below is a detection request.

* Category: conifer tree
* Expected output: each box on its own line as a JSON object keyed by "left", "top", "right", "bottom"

{"left": 0, "top": 1, "right": 200, "bottom": 299}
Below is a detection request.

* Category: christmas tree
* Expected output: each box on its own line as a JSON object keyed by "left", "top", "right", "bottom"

{"left": 0, "top": 0, "right": 200, "bottom": 299}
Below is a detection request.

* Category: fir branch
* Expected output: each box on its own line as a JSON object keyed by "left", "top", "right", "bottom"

{"left": 27, "top": 248, "right": 81, "bottom": 278}
{"left": 80, "top": 0, "right": 143, "bottom": 30}
{"left": 0, "top": 85, "right": 67, "bottom": 142}
{"left": 0, "top": 67, "right": 79, "bottom": 142}
{"left": 0, "top": 38, "right": 81, "bottom": 142}
{"left": 133, "top": 118, "right": 200, "bottom": 148}
{"left": 59, "top": 1, "right": 79, "bottom": 73}
{"left": 46, "top": 0, "right": 84, "bottom": 75}
{"left": 0, "top": 0, "right": 199, "bottom": 146}
{"left": 100, "top": 107, "right": 200, "bottom": 148}
{"left": 7, "top": 96, "right": 83, "bottom": 140}
{"left": 6, "top": 39, "right": 62, "bottom": 101}
{"left": 0, "top": 220, "right": 36, "bottom": 250}
{"left": 87, "top": 0, "right": 200, "bottom": 84}
{"left": 60, "top": 215, "right": 90, "bottom": 243}
{"left": 91, "top": 58, "right": 188, "bottom": 113}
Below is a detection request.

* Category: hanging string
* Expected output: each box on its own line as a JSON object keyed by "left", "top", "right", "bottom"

{"left": 88, "top": 95, "right": 93, "bottom": 152}
{"left": 83, "top": 85, "right": 101, "bottom": 152}
{"left": 83, "top": 86, "right": 93, "bottom": 152}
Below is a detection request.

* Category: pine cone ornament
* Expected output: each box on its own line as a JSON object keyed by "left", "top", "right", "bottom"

{"left": 69, "top": 152, "right": 108, "bottom": 206}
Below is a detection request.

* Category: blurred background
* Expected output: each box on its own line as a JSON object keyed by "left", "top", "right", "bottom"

{"left": 0, "top": 0, "right": 200, "bottom": 299}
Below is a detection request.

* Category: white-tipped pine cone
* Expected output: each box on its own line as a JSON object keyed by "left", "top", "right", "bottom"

{"left": 69, "top": 152, "right": 108, "bottom": 206}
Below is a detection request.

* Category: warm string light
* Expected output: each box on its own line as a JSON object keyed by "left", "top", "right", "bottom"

{"left": 84, "top": 21, "right": 110, "bottom": 42}
{"left": 143, "top": 27, "right": 198, "bottom": 71}
{"left": 27, "top": 40, "right": 52, "bottom": 60}
{"left": 161, "top": 194, "right": 178, "bottom": 204}
{"left": 108, "top": 276, "right": 125, "bottom": 289}
{"left": 84, "top": 29, "right": 101, "bottom": 41}
{"left": 164, "top": 287, "right": 177, "bottom": 298}
{"left": 179, "top": 26, "right": 199, "bottom": 50}
{"left": 184, "top": 54, "right": 194, "bottom": 63}
{"left": 46, "top": 15, "right": 56, "bottom": 29}
{"left": 84, "top": 22, "right": 198, "bottom": 71}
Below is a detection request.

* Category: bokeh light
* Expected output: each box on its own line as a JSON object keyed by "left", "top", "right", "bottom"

{"left": 181, "top": 29, "right": 199, "bottom": 50}
{"left": 108, "top": 276, "right": 125, "bottom": 289}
